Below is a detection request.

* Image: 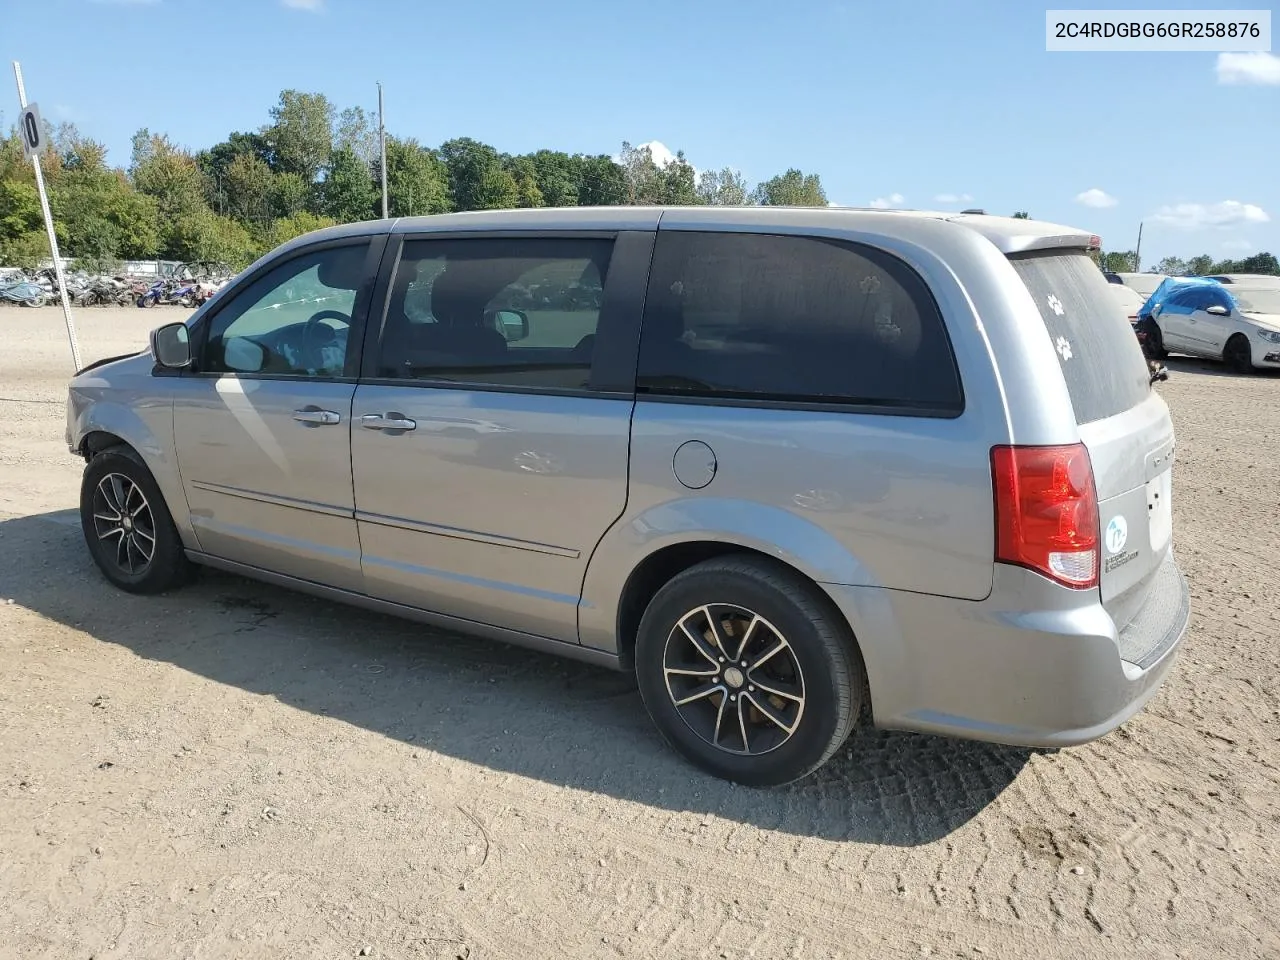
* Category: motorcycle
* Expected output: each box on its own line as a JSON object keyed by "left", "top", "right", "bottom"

{"left": 0, "top": 279, "right": 47, "bottom": 307}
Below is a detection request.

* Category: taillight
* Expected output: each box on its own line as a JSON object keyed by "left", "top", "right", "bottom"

{"left": 991, "top": 444, "right": 1099, "bottom": 589}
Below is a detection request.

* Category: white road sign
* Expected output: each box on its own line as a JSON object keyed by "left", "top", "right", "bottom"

{"left": 20, "top": 100, "right": 47, "bottom": 158}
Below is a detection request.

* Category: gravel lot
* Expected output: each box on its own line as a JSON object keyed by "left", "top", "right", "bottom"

{"left": 2, "top": 304, "right": 1279, "bottom": 960}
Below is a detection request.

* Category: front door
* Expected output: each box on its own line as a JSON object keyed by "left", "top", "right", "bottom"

{"left": 171, "top": 239, "right": 380, "bottom": 592}
{"left": 351, "top": 233, "right": 646, "bottom": 642}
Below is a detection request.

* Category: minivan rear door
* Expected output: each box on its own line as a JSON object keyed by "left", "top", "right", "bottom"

{"left": 1008, "top": 252, "right": 1175, "bottom": 636}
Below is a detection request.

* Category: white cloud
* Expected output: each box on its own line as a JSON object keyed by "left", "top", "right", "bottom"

{"left": 934, "top": 193, "right": 973, "bottom": 204}
{"left": 1149, "top": 200, "right": 1270, "bottom": 230}
{"left": 282, "top": 0, "right": 323, "bottom": 10}
{"left": 1216, "top": 52, "right": 1280, "bottom": 85}
{"left": 1075, "top": 188, "right": 1118, "bottom": 209}
{"left": 869, "top": 193, "right": 905, "bottom": 209}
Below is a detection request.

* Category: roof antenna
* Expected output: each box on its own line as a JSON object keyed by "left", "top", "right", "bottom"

{"left": 960, "top": 208, "right": 986, "bottom": 215}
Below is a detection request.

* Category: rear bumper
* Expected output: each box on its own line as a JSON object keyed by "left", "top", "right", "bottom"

{"left": 823, "top": 552, "right": 1190, "bottom": 748}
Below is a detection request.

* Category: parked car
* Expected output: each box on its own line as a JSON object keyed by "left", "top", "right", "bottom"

{"left": 1115, "top": 272, "right": 1169, "bottom": 301}
{"left": 1199, "top": 273, "right": 1280, "bottom": 286}
{"left": 1138, "top": 276, "right": 1280, "bottom": 373}
{"left": 65, "top": 207, "right": 1190, "bottom": 786}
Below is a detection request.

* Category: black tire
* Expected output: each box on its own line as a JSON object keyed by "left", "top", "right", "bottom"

{"left": 1225, "top": 334, "right": 1254, "bottom": 374}
{"left": 80, "top": 446, "right": 192, "bottom": 594}
{"left": 634, "top": 556, "right": 864, "bottom": 786}
{"left": 1140, "top": 319, "right": 1168, "bottom": 360}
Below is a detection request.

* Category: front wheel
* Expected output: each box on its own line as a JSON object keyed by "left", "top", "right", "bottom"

{"left": 1225, "top": 334, "right": 1255, "bottom": 374}
{"left": 80, "top": 447, "right": 192, "bottom": 594}
{"left": 634, "top": 556, "right": 864, "bottom": 786}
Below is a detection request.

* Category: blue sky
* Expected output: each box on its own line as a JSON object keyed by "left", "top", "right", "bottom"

{"left": 4, "top": 0, "right": 1277, "bottom": 265}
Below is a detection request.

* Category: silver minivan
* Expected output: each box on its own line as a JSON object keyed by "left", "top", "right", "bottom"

{"left": 66, "top": 207, "right": 1190, "bottom": 785}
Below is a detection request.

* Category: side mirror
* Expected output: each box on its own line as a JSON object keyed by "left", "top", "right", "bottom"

{"left": 1205, "top": 304, "right": 1230, "bottom": 316}
{"left": 490, "top": 309, "right": 530, "bottom": 342}
{"left": 151, "top": 322, "right": 191, "bottom": 369}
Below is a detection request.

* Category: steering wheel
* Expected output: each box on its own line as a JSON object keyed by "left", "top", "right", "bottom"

{"left": 300, "top": 310, "right": 351, "bottom": 373}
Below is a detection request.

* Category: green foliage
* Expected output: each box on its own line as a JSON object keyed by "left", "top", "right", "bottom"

{"left": 264, "top": 90, "right": 335, "bottom": 183}
{"left": 222, "top": 153, "right": 275, "bottom": 225}
{"left": 271, "top": 172, "right": 311, "bottom": 218}
{"left": 0, "top": 230, "right": 49, "bottom": 270}
{"left": 618, "top": 142, "right": 698, "bottom": 205}
{"left": 753, "top": 168, "right": 827, "bottom": 207}
{"left": 1012, "top": 211, "right": 1031, "bottom": 219}
{"left": 258, "top": 211, "right": 338, "bottom": 250}
{"left": 441, "top": 137, "right": 520, "bottom": 211}
{"left": 1101, "top": 250, "right": 1138, "bottom": 273}
{"left": 167, "top": 208, "right": 257, "bottom": 267}
{"left": 698, "top": 168, "right": 750, "bottom": 206}
{"left": 381, "top": 137, "right": 450, "bottom": 217}
{"left": 1155, "top": 251, "right": 1279, "bottom": 277}
{"left": 321, "top": 146, "right": 377, "bottom": 223}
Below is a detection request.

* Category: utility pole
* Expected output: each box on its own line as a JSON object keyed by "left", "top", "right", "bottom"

{"left": 1134, "top": 221, "right": 1144, "bottom": 272}
{"left": 12, "top": 61, "right": 80, "bottom": 371}
{"left": 377, "top": 81, "right": 388, "bottom": 219}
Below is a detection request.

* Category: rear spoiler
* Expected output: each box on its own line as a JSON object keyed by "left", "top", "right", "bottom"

{"left": 945, "top": 214, "right": 1100, "bottom": 256}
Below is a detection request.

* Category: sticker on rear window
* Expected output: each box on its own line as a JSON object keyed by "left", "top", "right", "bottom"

{"left": 1047, "top": 294, "right": 1064, "bottom": 316}
{"left": 1055, "top": 336, "right": 1073, "bottom": 361}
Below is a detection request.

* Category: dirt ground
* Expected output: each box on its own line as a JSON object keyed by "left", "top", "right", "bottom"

{"left": 1, "top": 304, "right": 1278, "bottom": 960}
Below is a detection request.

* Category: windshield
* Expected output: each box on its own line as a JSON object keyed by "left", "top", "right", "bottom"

{"left": 1233, "top": 289, "right": 1280, "bottom": 315}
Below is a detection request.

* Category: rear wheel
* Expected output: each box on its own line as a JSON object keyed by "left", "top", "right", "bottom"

{"left": 634, "top": 556, "right": 863, "bottom": 786}
{"left": 1141, "top": 319, "right": 1168, "bottom": 360}
{"left": 80, "top": 447, "right": 192, "bottom": 594}
{"left": 1226, "top": 334, "right": 1254, "bottom": 374}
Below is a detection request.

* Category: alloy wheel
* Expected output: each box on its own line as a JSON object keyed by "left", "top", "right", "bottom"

{"left": 662, "top": 603, "right": 806, "bottom": 756}
{"left": 91, "top": 473, "right": 156, "bottom": 576}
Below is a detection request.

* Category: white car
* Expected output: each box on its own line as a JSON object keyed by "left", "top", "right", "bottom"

{"left": 1148, "top": 283, "right": 1280, "bottom": 373}
{"left": 1115, "top": 272, "right": 1168, "bottom": 300}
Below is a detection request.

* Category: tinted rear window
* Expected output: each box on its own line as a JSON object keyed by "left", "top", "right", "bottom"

{"left": 637, "top": 231, "right": 963, "bottom": 414}
{"left": 1009, "top": 252, "right": 1151, "bottom": 425}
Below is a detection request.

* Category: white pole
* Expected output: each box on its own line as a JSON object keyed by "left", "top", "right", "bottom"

{"left": 13, "top": 61, "right": 81, "bottom": 371}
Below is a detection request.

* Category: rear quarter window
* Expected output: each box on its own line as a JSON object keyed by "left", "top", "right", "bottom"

{"left": 1009, "top": 252, "right": 1151, "bottom": 425}
{"left": 637, "top": 231, "right": 964, "bottom": 414}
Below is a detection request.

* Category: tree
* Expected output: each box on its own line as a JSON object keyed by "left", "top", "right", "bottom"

{"left": 576, "top": 155, "right": 629, "bottom": 206}
{"left": 224, "top": 153, "right": 275, "bottom": 226}
{"left": 197, "top": 131, "right": 273, "bottom": 214}
{"left": 618, "top": 142, "right": 663, "bottom": 204}
{"left": 272, "top": 172, "right": 310, "bottom": 218}
{"left": 505, "top": 155, "right": 544, "bottom": 208}
{"left": 1155, "top": 256, "right": 1189, "bottom": 276}
{"left": 260, "top": 211, "right": 337, "bottom": 249}
{"left": 264, "top": 89, "right": 335, "bottom": 184}
{"left": 320, "top": 146, "right": 377, "bottom": 223}
{"left": 167, "top": 208, "right": 257, "bottom": 267}
{"left": 528, "top": 150, "right": 580, "bottom": 207}
{"left": 440, "top": 137, "right": 518, "bottom": 210}
{"left": 1012, "top": 211, "right": 1031, "bottom": 219}
{"left": 1101, "top": 250, "right": 1138, "bottom": 273}
{"left": 1186, "top": 254, "right": 1214, "bottom": 276}
{"left": 698, "top": 167, "right": 750, "bottom": 205}
{"left": 335, "top": 106, "right": 379, "bottom": 168}
{"left": 380, "top": 136, "right": 450, "bottom": 216}
{"left": 753, "top": 168, "right": 827, "bottom": 206}
{"left": 1209, "top": 251, "right": 1280, "bottom": 276}
{"left": 659, "top": 152, "right": 698, "bottom": 205}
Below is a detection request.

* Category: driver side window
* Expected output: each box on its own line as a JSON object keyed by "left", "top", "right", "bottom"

{"left": 202, "top": 242, "right": 371, "bottom": 378}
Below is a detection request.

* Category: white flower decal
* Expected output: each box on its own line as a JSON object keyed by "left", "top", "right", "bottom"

{"left": 1056, "top": 336, "right": 1073, "bottom": 361}
{"left": 1047, "top": 294, "right": 1064, "bottom": 316}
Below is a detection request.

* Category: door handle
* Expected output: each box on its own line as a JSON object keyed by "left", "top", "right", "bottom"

{"left": 361, "top": 413, "right": 417, "bottom": 431}
{"left": 293, "top": 408, "right": 341, "bottom": 425}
